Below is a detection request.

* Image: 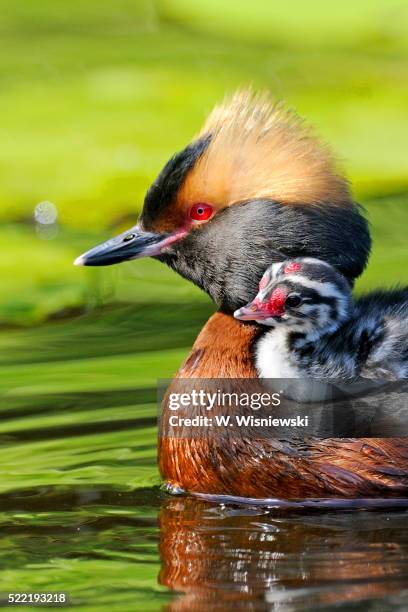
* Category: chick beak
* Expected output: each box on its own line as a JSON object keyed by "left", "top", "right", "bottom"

{"left": 74, "top": 224, "right": 188, "bottom": 267}
{"left": 234, "top": 301, "right": 268, "bottom": 321}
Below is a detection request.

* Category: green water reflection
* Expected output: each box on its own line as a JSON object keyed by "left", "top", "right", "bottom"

{"left": 1, "top": 313, "right": 408, "bottom": 611}
{"left": 1, "top": 486, "right": 408, "bottom": 611}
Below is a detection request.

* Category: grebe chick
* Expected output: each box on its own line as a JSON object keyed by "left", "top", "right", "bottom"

{"left": 235, "top": 257, "right": 408, "bottom": 381}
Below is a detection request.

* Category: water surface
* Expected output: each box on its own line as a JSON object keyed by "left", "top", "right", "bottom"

{"left": 1, "top": 309, "right": 408, "bottom": 611}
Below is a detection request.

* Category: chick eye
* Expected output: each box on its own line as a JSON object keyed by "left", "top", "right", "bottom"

{"left": 286, "top": 294, "right": 302, "bottom": 308}
{"left": 189, "top": 203, "right": 213, "bottom": 222}
{"left": 123, "top": 233, "right": 135, "bottom": 242}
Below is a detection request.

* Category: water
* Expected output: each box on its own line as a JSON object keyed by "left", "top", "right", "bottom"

{"left": 1, "top": 489, "right": 408, "bottom": 611}
{"left": 1, "top": 308, "right": 408, "bottom": 611}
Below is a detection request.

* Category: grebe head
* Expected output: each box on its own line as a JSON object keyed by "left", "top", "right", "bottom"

{"left": 234, "top": 257, "right": 353, "bottom": 334}
{"left": 75, "top": 91, "right": 370, "bottom": 313}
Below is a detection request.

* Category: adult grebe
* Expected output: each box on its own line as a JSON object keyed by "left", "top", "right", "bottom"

{"left": 75, "top": 92, "right": 408, "bottom": 498}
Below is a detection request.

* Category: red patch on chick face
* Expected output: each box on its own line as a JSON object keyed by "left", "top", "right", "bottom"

{"left": 284, "top": 262, "right": 302, "bottom": 274}
{"left": 252, "top": 287, "right": 287, "bottom": 317}
{"left": 267, "top": 287, "right": 287, "bottom": 316}
{"left": 249, "top": 299, "right": 264, "bottom": 312}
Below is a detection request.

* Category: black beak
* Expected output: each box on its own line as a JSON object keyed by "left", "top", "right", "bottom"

{"left": 74, "top": 224, "right": 179, "bottom": 267}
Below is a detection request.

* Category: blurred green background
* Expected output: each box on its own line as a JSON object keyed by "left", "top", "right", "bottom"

{"left": 0, "top": 1, "right": 408, "bottom": 608}
{"left": 1, "top": 0, "right": 408, "bottom": 326}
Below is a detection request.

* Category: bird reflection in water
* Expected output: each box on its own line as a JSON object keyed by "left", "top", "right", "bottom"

{"left": 158, "top": 496, "right": 408, "bottom": 611}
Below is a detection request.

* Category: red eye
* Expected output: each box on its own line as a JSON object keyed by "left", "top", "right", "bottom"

{"left": 189, "top": 203, "right": 213, "bottom": 222}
